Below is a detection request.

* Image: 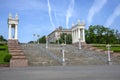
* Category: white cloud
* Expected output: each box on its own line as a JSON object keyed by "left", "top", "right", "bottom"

{"left": 105, "top": 4, "right": 120, "bottom": 27}
{"left": 54, "top": 12, "right": 59, "bottom": 26}
{"left": 87, "top": 0, "right": 107, "bottom": 26}
{"left": 47, "top": 0, "right": 55, "bottom": 30}
{"left": 66, "top": 0, "right": 75, "bottom": 29}
{"left": 7, "top": 0, "right": 47, "bottom": 11}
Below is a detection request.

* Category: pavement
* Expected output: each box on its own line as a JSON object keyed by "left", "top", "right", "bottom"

{"left": 0, "top": 65, "right": 120, "bottom": 80}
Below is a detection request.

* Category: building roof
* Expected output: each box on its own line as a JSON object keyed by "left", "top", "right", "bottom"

{"left": 48, "top": 26, "right": 71, "bottom": 36}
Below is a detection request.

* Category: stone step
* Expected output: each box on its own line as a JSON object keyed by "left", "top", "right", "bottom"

{"left": 10, "top": 50, "right": 23, "bottom": 53}
{"left": 8, "top": 40, "right": 28, "bottom": 67}
{"left": 10, "top": 58, "right": 28, "bottom": 67}
{"left": 95, "top": 49, "right": 104, "bottom": 52}
{"left": 11, "top": 53, "right": 25, "bottom": 56}
{"left": 9, "top": 48, "right": 21, "bottom": 50}
{"left": 12, "top": 55, "right": 26, "bottom": 59}
{"left": 8, "top": 40, "right": 18, "bottom": 44}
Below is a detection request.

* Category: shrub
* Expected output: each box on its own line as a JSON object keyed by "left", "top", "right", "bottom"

{"left": 0, "top": 48, "right": 6, "bottom": 51}
{"left": 4, "top": 54, "right": 12, "bottom": 62}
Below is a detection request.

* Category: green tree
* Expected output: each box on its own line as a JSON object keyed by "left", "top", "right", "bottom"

{"left": 86, "top": 25, "right": 119, "bottom": 44}
{"left": 38, "top": 36, "right": 46, "bottom": 43}
{"left": 0, "top": 35, "right": 7, "bottom": 42}
{"left": 57, "top": 33, "right": 72, "bottom": 44}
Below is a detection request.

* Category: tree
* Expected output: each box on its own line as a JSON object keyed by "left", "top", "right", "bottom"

{"left": 85, "top": 25, "right": 119, "bottom": 44}
{"left": 0, "top": 35, "right": 7, "bottom": 42}
{"left": 115, "top": 30, "right": 120, "bottom": 44}
{"left": 38, "top": 36, "right": 46, "bottom": 43}
{"left": 57, "top": 33, "right": 72, "bottom": 44}
{"left": 28, "top": 41, "right": 34, "bottom": 43}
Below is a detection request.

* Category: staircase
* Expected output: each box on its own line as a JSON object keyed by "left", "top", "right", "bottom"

{"left": 20, "top": 44, "right": 61, "bottom": 66}
{"left": 46, "top": 44, "right": 107, "bottom": 65}
{"left": 21, "top": 43, "right": 120, "bottom": 66}
{"left": 21, "top": 44, "right": 107, "bottom": 66}
{"left": 8, "top": 40, "right": 28, "bottom": 67}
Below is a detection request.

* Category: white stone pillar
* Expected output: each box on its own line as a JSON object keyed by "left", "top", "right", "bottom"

{"left": 83, "top": 28, "right": 85, "bottom": 42}
{"left": 8, "top": 24, "right": 12, "bottom": 39}
{"left": 73, "top": 30, "right": 75, "bottom": 43}
{"left": 15, "top": 24, "right": 18, "bottom": 39}
{"left": 75, "top": 30, "right": 76, "bottom": 42}
{"left": 80, "top": 29, "right": 83, "bottom": 41}
{"left": 73, "top": 30, "right": 74, "bottom": 43}
{"left": 77, "top": 29, "right": 79, "bottom": 42}
{"left": 72, "top": 30, "right": 73, "bottom": 43}
{"left": 76, "top": 29, "right": 78, "bottom": 42}
{"left": 78, "top": 28, "right": 80, "bottom": 40}
{"left": 74, "top": 30, "right": 75, "bottom": 42}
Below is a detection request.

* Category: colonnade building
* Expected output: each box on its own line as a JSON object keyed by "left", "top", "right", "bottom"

{"left": 8, "top": 13, "right": 19, "bottom": 40}
{"left": 48, "top": 20, "right": 86, "bottom": 44}
{"left": 72, "top": 20, "right": 85, "bottom": 44}
{"left": 48, "top": 27, "right": 71, "bottom": 43}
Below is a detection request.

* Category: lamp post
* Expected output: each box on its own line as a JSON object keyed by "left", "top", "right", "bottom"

{"left": 64, "top": 35, "right": 66, "bottom": 45}
{"left": 106, "top": 44, "right": 111, "bottom": 62}
{"left": 37, "top": 34, "right": 40, "bottom": 44}
{"left": 61, "top": 43, "right": 66, "bottom": 63}
{"left": 78, "top": 38, "right": 81, "bottom": 49}
{"left": 57, "top": 38, "right": 59, "bottom": 45}
{"left": 33, "top": 34, "right": 36, "bottom": 43}
{"left": 46, "top": 36, "right": 48, "bottom": 48}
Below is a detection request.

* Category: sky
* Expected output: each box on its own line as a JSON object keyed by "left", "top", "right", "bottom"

{"left": 0, "top": 0, "right": 120, "bottom": 43}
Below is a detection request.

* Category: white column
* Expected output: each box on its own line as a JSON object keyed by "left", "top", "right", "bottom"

{"left": 80, "top": 29, "right": 83, "bottom": 41}
{"left": 72, "top": 30, "right": 74, "bottom": 43}
{"left": 15, "top": 24, "right": 18, "bottom": 39}
{"left": 8, "top": 24, "right": 12, "bottom": 39}
{"left": 75, "top": 30, "right": 76, "bottom": 42}
{"left": 75, "top": 29, "right": 78, "bottom": 42}
{"left": 73, "top": 30, "right": 75, "bottom": 43}
{"left": 76, "top": 29, "right": 79, "bottom": 42}
{"left": 78, "top": 28, "right": 80, "bottom": 40}
{"left": 83, "top": 28, "right": 85, "bottom": 42}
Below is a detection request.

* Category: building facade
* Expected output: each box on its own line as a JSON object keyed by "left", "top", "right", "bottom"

{"left": 72, "top": 20, "right": 85, "bottom": 44}
{"left": 48, "top": 27, "right": 72, "bottom": 43}
{"left": 48, "top": 20, "right": 86, "bottom": 44}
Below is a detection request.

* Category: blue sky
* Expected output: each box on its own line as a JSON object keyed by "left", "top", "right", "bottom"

{"left": 0, "top": 0, "right": 120, "bottom": 43}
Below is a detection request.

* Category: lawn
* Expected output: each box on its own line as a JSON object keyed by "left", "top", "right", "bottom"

{"left": 0, "top": 42, "right": 11, "bottom": 64}
{"left": 91, "top": 44, "right": 120, "bottom": 52}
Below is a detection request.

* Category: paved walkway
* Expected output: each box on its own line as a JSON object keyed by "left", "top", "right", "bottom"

{"left": 0, "top": 65, "right": 120, "bottom": 80}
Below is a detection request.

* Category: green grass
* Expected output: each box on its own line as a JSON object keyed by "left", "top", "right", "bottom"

{"left": 92, "top": 44, "right": 120, "bottom": 52}
{"left": 0, "top": 43, "right": 10, "bottom": 64}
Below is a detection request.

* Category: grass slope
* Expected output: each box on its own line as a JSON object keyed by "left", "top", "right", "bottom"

{"left": 92, "top": 44, "right": 120, "bottom": 52}
{"left": 0, "top": 43, "right": 10, "bottom": 64}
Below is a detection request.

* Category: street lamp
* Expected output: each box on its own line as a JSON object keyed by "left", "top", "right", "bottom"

{"left": 78, "top": 38, "right": 81, "bottom": 49}
{"left": 46, "top": 36, "right": 48, "bottom": 48}
{"left": 61, "top": 43, "right": 66, "bottom": 64}
{"left": 106, "top": 44, "right": 111, "bottom": 62}
{"left": 57, "top": 38, "right": 59, "bottom": 45}
{"left": 64, "top": 35, "right": 66, "bottom": 45}
{"left": 37, "top": 34, "right": 40, "bottom": 44}
{"left": 33, "top": 34, "right": 36, "bottom": 43}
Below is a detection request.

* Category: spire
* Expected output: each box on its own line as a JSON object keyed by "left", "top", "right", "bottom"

{"left": 15, "top": 13, "right": 18, "bottom": 19}
{"left": 82, "top": 20, "right": 85, "bottom": 24}
{"left": 9, "top": 13, "right": 12, "bottom": 19}
{"left": 72, "top": 23, "right": 75, "bottom": 27}
{"left": 77, "top": 19, "right": 80, "bottom": 25}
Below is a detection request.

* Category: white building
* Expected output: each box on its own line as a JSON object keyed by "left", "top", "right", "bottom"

{"left": 48, "top": 27, "right": 72, "bottom": 43}
{"left": 8, "top": 13, "right": 19, "bottom": 40}
{"left": 48, "top": 20, "right": 86, "bottom": 45}
{"left": 72, "top": 20, "right": 85, "bottom": 44}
